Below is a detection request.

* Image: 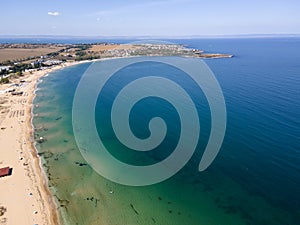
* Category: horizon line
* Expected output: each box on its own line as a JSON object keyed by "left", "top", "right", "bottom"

{"left": 1, "top": 33, "right": 300, "bottom": 40}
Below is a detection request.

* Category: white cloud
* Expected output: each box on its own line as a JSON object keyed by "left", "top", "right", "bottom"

{"left": 48, "top": 12, "right": 60, "bottom": 16}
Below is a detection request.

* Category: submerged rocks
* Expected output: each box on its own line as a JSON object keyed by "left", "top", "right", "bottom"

{"left": 75, "top": 162, "right": 87, "bottom": 167}
{"left": 55, "top": 116, "right": 62, "bottom": 121}
{"left": 38, "top": 151, "right": 53, "bottom": 159}
{"left": 86, "top": 196, "right": 100, "bottom": 207}
{"left": 130, "top": 203, "right": 139, "bottom": 215}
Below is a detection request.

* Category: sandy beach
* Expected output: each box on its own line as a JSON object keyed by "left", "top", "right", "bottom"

{"left": 0, "top": 63, "right": 78, "bottom": 225}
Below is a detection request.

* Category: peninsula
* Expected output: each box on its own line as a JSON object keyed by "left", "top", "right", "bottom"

{"left": 0, "top": 43, "right": 232, "bottom": 83}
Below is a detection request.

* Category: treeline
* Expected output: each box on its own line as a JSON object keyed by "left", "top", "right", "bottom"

{"left": 0, "top": 63, "right": 34, "bottom": 76}
{"left": 75, "top": 55, "right": 101, "bottom": 61}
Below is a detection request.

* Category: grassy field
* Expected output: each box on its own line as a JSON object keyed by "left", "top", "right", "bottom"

{"left": 0, "top": 46, "right": 63, "bottom": 63}
{"left": 89, "top": 44, "right": 135, "bottom": 52}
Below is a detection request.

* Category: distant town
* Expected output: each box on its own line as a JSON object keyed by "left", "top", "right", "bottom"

{"left": 0, "top": 43, "right": 232, "bottom": 84}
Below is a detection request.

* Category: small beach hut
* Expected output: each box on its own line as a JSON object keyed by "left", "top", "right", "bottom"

{"left": 0, "top": 167, "right": 11, "bottom": 177}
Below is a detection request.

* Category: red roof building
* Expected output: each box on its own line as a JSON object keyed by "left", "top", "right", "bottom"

{"left": 0, "top": 167, "right": 11, "bottom": 177}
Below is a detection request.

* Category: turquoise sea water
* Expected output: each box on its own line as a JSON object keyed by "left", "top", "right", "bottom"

{"left": 33, "top": 38, "right": 300, "bottom": 225}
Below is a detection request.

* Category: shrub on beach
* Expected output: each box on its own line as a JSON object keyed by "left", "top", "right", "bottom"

{"left": 0, "top": 77, "right": 9, "bottom": 84}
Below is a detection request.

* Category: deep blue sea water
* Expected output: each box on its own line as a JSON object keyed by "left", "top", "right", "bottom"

{"left": 190, "top": 38, "right": 300, "bottom": 207}
{"left": 32, "top": 38, "right": 300, "bottom": 225}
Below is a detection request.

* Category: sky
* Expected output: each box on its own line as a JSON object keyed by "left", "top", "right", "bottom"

{"left": 0, "top": 0, "right": 299, "bottom": 36}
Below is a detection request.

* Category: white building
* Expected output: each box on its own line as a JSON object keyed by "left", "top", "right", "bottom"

{"left": 0, "top": 66, "right": 11, "bottom": 71}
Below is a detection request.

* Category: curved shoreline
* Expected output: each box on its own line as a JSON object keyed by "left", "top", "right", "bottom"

{"left": 30, "top": 72, "right": 61, "bottom": 225}
{"left": 29, "top": 61, "right": 90, "bottom": 224}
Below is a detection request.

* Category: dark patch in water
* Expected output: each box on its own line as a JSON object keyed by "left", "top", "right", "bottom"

{"left": 86, "top": 196, "right": 100, "bottom": 207}
{"left": 75, "top": 162, "right": 88, "bottom": 167}
{"left": 38, "top": 151, "right": 53, "bottom": 159}
{"left": 151, "top": 217, "right": 156, "bottom": 223}
{"left": 214, "top": 195, "right": 255, "bottom": 223}
{"left": 130, "top": 203, "right": 139, "bottom": 215}
{"left": 56, "top": 195, "right": 70, "bottom": 209}
{"left": 36, "top": 137, "right": 46, "bottom": 144}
